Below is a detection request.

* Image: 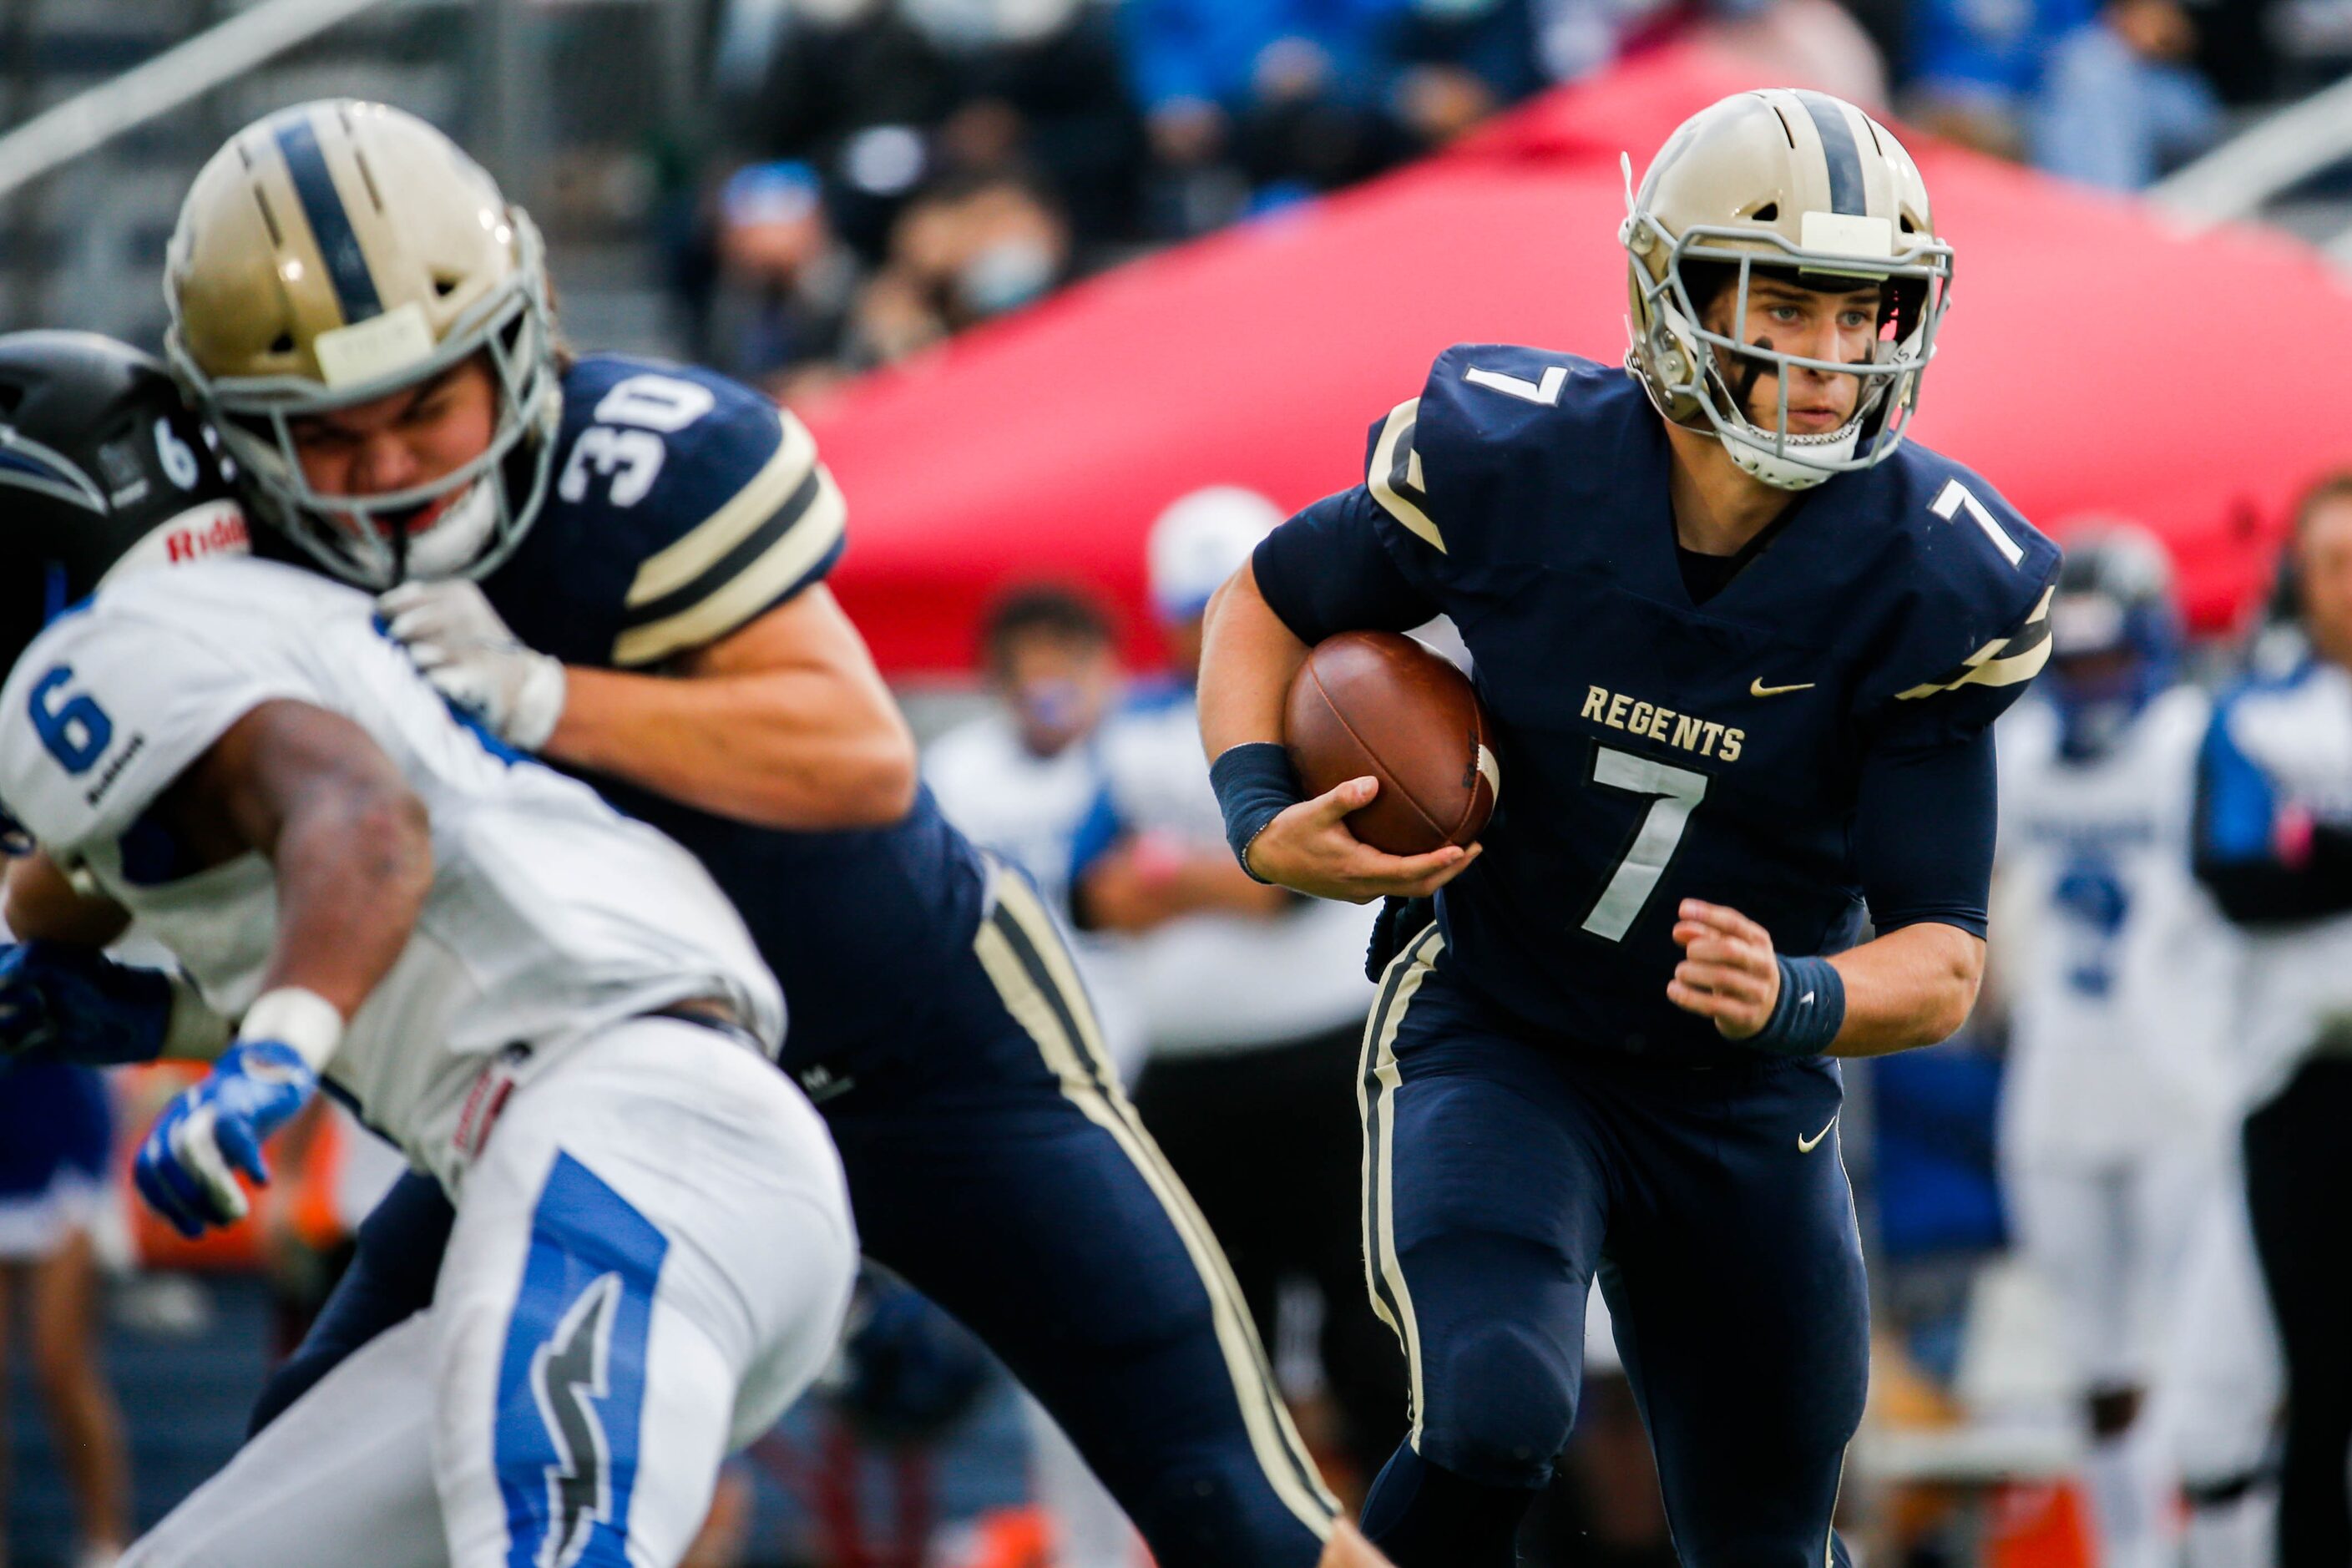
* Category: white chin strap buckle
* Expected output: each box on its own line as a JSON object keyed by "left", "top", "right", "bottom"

{"left": 1725, "top": 421, "right": 1862, "bottom": 492}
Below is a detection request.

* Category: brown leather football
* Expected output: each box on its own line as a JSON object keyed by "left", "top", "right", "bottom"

{"left": 1283, "top": 630, "right": 1499, "bottom": 857}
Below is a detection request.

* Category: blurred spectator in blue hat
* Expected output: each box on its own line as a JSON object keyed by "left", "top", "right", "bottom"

{"left": 2028, "top": 0, "right": 2224, "bottom": 190}
{"left": 697, "top": 161, "right": 862, "bottom": 397}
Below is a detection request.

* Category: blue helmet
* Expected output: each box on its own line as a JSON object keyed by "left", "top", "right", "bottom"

{"left": 2045, "top": 520, "right": 2179, "bottom": 761}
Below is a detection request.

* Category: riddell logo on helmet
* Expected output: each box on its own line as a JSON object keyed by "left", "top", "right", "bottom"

{"left": 164, "top": 508, "right": 248, "bottom": 564}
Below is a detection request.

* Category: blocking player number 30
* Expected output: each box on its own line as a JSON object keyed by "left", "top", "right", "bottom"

{"left": 1580, "top": 746, "right": 1708, "bottom": 941}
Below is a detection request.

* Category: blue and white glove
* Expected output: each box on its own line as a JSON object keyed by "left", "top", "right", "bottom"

{"left": 133, "top": 989, "right": 341, "bottom": 1238}
{"left": 0, "top": 941, "right": 205, "bottom": 1069}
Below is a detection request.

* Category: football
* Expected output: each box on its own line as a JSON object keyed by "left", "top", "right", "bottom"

{"left": 1283, "top": 630, "right": 1500, "bottom": 857}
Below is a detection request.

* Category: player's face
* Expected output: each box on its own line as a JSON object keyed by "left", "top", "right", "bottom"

{"left": 1702, "top": 277, "right": 1881, "bottom": 433}
{"left": 286, "top": 356, "right": 500, "bottom": 535}
{"left": 2297, "top": 496, "right": 2352, "bottom": 668}
{"left": 994, "top": 631, "right": 1119, "bottom": 756}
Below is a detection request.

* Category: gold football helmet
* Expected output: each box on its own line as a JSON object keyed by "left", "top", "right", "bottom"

{"left": 164, "top": 100, "right": 560, "bottom": 586}
{"left": 1621, "top": 89, "right": 1954, "bottom": 491}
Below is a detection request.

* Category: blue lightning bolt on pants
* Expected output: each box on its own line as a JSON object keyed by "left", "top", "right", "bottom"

{"left": 118, "top": 1017, "right": 856, "bottom": 1568}
{"left": 435, "top": 1019, "right": 856, "bottom": 1568}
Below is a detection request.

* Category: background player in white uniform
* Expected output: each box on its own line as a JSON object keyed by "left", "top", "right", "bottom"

{"left": 0, "top": 333, "right": 855, "bottom": 1568}
{"left": 1991, "top": 525, "right": 2253, "bottom": 1568}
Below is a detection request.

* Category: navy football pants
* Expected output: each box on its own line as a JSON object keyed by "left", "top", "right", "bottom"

{"left": 253, "top": 871, "right": 1334, "bottom": 1568}
{"left": 1356, "top": 931, "right": 1868, "bottom": 1566}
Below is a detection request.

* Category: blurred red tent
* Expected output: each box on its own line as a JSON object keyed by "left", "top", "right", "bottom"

{"left": 811, "top": 43, "right": 2352, "bottom": 678}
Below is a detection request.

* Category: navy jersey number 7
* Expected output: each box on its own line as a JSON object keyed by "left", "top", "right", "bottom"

{"left": 1254, "top": 345, "right": 2059, "bottom": 1065}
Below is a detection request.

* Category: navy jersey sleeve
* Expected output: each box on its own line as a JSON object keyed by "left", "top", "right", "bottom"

{"left": 1854, "top": 726, "right": 1998, "bottom": 937}
{"left": 552, "top": 358, "right": 847, "bottom": 669}
{"left": 1856, "top": 466, "right": 2062, "bottom": 750}
{"left": 1355, "top": 343, "right": 1601, "bottom": 595}
{"left": 1252, "top": 488, "right": 1442, "bottom": 645}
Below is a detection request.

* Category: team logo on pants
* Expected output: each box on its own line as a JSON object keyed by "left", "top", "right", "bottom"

{"left": 530, "top": 1272, "right": 621, "bottom": 1568}
{"left": 494, "top": 1153, "right": 669, "bottom": 1568}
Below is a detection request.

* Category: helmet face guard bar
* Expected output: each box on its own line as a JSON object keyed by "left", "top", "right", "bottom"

{"left": 166, "top": 213, "right": 561, "bottom": 591}
{"left": 1631, "top": 214, "right": 1955, "bottom": 483}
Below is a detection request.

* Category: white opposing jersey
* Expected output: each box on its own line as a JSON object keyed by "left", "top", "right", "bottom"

{"left": 0, "top": 558, "right": 783, "bottom": 1192}
{"left": 1995, "top": 687, "right": 2241, "bottom": 1161}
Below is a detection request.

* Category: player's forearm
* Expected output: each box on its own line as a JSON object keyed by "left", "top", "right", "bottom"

{"left": 261, "top": 782, "right": 433, "bottom": 1022}
{"left": 547, "top": 663, "right": 918, "bottom": 830}
{"left": 1198, "top": 562, "right": 1310, "bottom": 760}
{"left": 3, "top": 852, "right": 132, "bottom": 947}
{"left": 1826, "top": 922, "right": 1984, "bottom": 1057}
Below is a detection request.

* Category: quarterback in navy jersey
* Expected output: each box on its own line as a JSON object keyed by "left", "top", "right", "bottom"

{"left": 132, "top": 101, "right": 1381, "bottom": 1568}
{"left": 1201, "top": 90, "right": 2058, "bottom": 1564}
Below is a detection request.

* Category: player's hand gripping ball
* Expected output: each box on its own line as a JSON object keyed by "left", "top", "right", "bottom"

{"left": 134, "top": 1040, "right": 317, "bottom": 1237}
{"left": 1284, "top": 631, "right": 1499, "bottom": 856}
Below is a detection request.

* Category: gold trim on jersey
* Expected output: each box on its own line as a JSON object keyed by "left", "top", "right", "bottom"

{"left": 1359, "top": 923, "right": 1444, "bottom": 1449}
{"left": 973, "top": 872, "right": 1338, "bottom": 1538}
{"left": 612, "top": 416, "right": 847, "bottom": 666}
{"left": 625, "top": 412, "right": 818, "bottom": 608}
{"left": 1894, "top": 585, "right": 2054, "bottom": 701}
{"left": 1368, "top": 398, "right": 1445, "bottom": 554}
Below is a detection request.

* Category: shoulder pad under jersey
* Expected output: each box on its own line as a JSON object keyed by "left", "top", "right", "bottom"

{"left": 539, "top": 354, "right": 845, "bottom": 668}
{"left": 1856, "top": 445, "right": 2061, "bottom": 746}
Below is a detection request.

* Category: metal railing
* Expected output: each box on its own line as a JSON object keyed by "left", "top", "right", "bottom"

{"left": 2150, "top": 69, "right": 2352, "bottom": 231}
{"left": 0, "top": 0, "right": 401, "bottom": 203}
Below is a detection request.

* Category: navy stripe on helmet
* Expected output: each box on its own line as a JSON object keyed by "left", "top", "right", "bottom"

{"left": 274, "top": 116, "right": 382, "bottom": 324}
{"left": 1793, "top": 92, "right": 1865, "bottom": 217}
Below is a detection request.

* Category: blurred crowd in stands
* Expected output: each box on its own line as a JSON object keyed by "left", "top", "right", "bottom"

{"left": 665, "top": 0, "right": 2332, "bottom": 410}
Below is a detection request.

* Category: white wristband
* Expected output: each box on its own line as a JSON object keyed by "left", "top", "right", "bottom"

{"left": 508, "top": 653, "right": 567, "bottom": 752}
{"left": 238, "top": 986, "right": 345, "bottom": 1074}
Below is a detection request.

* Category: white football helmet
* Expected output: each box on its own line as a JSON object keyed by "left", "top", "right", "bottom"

{"left": 1621, "top": 89, "right": 1955, "bottom": 491}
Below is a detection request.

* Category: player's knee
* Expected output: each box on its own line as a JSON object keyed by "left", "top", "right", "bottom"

{"left": 1417, "top": 1318, "right": 1579, "bottom": 1488}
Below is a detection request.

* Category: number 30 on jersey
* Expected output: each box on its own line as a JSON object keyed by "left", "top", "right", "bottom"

{"left": 556, "top": 374, "right": 715, "bottom": 510}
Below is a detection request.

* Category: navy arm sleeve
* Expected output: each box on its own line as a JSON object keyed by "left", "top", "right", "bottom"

{"left": 2192, "top": 703, "right": 2352, "bottom": 925}
{"left": 1252, "top": 488, "right": 1443, "bottom": 646}
{"left": 1854, "top": 727, "right": 1998, "bottom": 938}
{"left": 245, "top": 1169, "right": 455, "bottom": 1438}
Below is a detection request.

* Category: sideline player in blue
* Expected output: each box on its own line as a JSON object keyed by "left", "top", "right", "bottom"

{"left": 8, "top": 99, "right": 1376, "bottom": 1568}
{"left": 1197, "top": 89, "right": 2060, "bottom": 1563}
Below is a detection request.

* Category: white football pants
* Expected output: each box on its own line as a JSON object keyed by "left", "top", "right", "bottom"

{"left": 123, "top": 1016, "right": 857, "bottom": 1568}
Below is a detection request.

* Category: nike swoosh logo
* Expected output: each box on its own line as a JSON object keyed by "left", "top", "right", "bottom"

{"left": 1798, "top": 1115, "right": 1839, "bottom": 1155}
{"left": 1750, "top": 678, "right": 1817, "bottom": 697}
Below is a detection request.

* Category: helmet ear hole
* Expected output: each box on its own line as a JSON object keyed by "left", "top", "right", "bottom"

{"left": 269, "top": 331, "right": 295, "bottom": 355}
